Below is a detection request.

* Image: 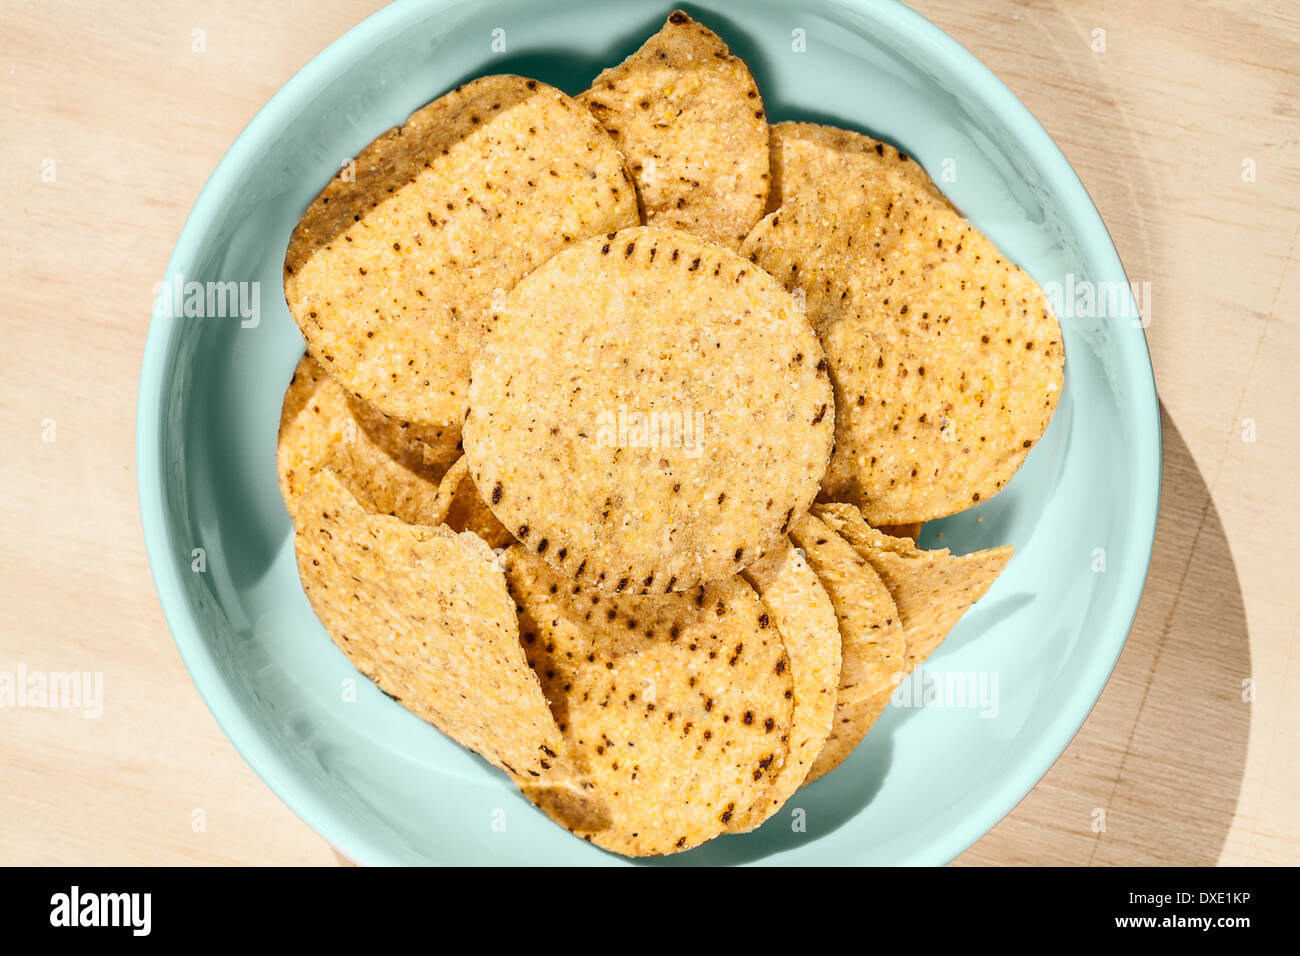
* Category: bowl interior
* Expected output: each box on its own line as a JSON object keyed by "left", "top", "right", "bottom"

{"left": 139, "top": 0, "right": 1159, "bottom": 865}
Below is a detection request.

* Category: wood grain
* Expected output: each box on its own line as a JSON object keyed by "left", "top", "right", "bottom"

{"left": 0, "top": 0, "right": 1295, "bottom": 865}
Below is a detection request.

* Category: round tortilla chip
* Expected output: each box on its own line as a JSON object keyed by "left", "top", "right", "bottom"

{"left": 292, "top": 470, "right": 560, "bottom": 777}
{"left": 464, "top": 225, "right": 834, "bottom": 593}
{"left": 277, "top": 354, "right": 453, "bottom": 526}
{"left": 285, "top": 75, "right": 639, "bottom": 428}
{"left": 736, "top": 541, "right": 841, "bottom": 828}
{"left": 816, "top": 502, "right": 1013, "bottom": 670}
{"left": 741, "top": 183, "right": 1063, "bottom": 524}
{"left": 578, "top": 11, "right": 769, "bottom": 248}
{"left": 505, "top": 549, "right": 795, "bottom": 856}
{"left": 787, "top": 513, "right": 904, "bottom": 707}
{"left": 767, "top": 121, "right": 951, "bottom": 213}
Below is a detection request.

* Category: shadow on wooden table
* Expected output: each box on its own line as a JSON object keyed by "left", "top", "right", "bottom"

{"left": 960, "top": 405, "right": 1251, "bottom": 865}
{"left": 1093, "top": 405, "right": 1251, "bottom": 864}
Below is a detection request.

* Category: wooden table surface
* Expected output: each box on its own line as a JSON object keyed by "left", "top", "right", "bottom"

{"left": 2, "top": 0, "right": 1296, "bottom": 866}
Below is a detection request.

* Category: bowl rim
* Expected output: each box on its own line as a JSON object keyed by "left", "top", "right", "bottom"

{"left": 136, "top": 0, "right": 1162, "bottom": 866}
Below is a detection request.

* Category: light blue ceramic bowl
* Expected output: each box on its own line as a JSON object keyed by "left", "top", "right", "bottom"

{"left": 137, "top": 0, "right": 1160, "bottom": 865}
